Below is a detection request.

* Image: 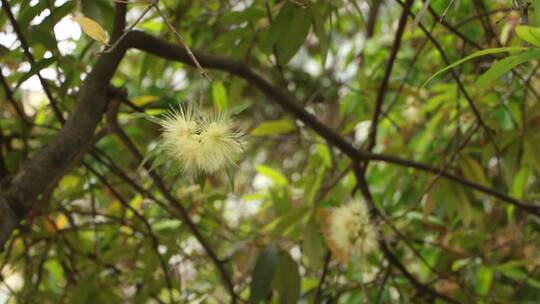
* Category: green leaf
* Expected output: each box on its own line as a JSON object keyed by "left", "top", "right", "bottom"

{"left": 477, "top": 49, "right": 540, "bottom": 87}
{"left": 256, "top": 165, "right": 288, "bottom": 186}
{"left": 411, "top": 0, "right": 431, "bottom": 33}
{"left": 422, "top": 47, "right": 528, "bottom": 87}
{"left": 460, "top": 155, "right": 490, "bottom": 187}
{"left": 511, "top": 166, "right": 531, "bottom": 199}
{"left": 265, "top": 3, "right": 312, "bottom": 64}
{"left": 475, "top": 266, "right": 494, "bottom": 296}
{"left": 250, "top": 246, "right": 279, "bottom": 303}
{"left": 212, "top": 81, "right": 228, "bottom": 110}
{"left": 273, "top": 250, "right": 301, "bottom": 304}
{"left": 262, "top": 5, "right": 294, "bottom": 52}
{"left": 316, "top": 144, "right": 332, "bottom": 167}
{"left": 17, "top": 2, "right": 47, "bottom": 28}
{"left": 528, "top": 278, "right": 540, "bottom": 289}
{"left": 459, "top": 155, "right": 490, "bottom": 200}
{"left": 515, "top": 25, "right": 540, "bottom": 47}
{"left": 445, "top": 182, "right": 473, "bottom": 227}
{"left": 524, "top": 134, "right": 540, "bottom": 174}
{"left": 69, "top": 276, "right": 95, "bottom": 304}
{"left": 533, "top": 0, "right": 540, "bottom": 26}
{"left": 251, "top": 119, "right": 296, "bottom": 136}
{"left": 276, "top": 6, "right": 311, "bottom": 64}
{"left": 27, "top": 24, "right": 57, "bottom": 49}
{"left": 225, "top": 167, "right": 235, "bottom": 191}
{"left": 303, "top": 218, "right": 324, "bottom": 269}
{"left": 310, "top": 5, "right": 328, "bottom": 67}
{"left": 197, "top": 171, "right": 206, "bottom": 192}
{"left": 265, "top": 207, "right": 307, "bottom": 236}
{"left": 501, "top": 268, "right": 527, "bottom": 281}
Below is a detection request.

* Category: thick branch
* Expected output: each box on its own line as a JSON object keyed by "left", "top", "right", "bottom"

{"left": 0, "top": 28, "right": 129, "bottom": 250}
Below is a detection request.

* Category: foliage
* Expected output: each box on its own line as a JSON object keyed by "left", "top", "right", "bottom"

{"left": 1, "top": 0, "right": 540, "bottom": 303}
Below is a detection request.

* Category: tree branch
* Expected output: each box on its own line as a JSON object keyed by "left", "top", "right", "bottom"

{"left": 0, "top": 7, "right": 131, "bottom": 249}
{"left": 125, "top": 30, "right": 540, "bottom": 216}
{"left": 365, "top": 0, "right": 414, "bottom": 152}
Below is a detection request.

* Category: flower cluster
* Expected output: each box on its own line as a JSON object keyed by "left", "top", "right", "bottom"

{"left": 158, "top": 105, "right": 243, "bottom": 174}
{"left": 329, "top": 201, "right": 378, "bottom": 259}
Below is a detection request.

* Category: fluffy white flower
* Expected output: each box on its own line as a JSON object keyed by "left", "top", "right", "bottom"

{"left": 329, "top": 201, "right": 378, "bottom": 258}
{"left": 197, "top": 113, "right": 243, "bottom": 173}
{"left": 158, "top": 105, "right": 243, "bottom": 174}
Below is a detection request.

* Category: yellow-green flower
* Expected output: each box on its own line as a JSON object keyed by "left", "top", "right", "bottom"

{"left": 197, "top": 113, "right": 243, "bottom": 173}
{"left": 158, "top": 105, "right": 243, "bottom": 174}
{"left": 329, "top": 201, "right": 378, "bottom": 259}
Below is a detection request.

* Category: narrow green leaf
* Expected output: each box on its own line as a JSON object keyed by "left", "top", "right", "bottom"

{"left": 197, "top": 171, "right": 206, "bottom": 192}
{"left": 310, "top": 5, "right": 328, "bottom": 67}
{"left": 528, "top": 278, "right": 540, "bottom": 289}
{"left": 411, "top": 0, "right": 431, "bottom": 33}
{"left": 477, "top": 49, "right": 540, "bottom": 86}
{"left": 460, "top": 155, "right": 489, "bottom": 186}
{"left": 212, "top": 81, "right": 228, "bottom": 110}
{"left": 524, "top": 134, "right": 540, "bottom": 174}
{"left": 250, "top": 246, "right": 279, "bottom": 303}
{"left": 511, "top": 166, "right": 531, "bottom": 199}
{"left": 262, "top": 207, "right": 307, "bottom": 235}
{"left": 303, "top": 218, "right": 324, "bottom": 269}
{"left": 475, "top": 266, "right": 494, "bottom": 296}
{"left": 263, "top": 4, "right": 296, "bottom": 53}
{"left": 251, "top": 119, "right": 296, "bottom": 136}
{"left": 515, "top": 25, "right": 540, "bottom": 47}
{"left": 256, "top": 165, "right": 288, "bottom": 186}
{"left": 533, "top": 0, "right": 540, "bottom": 26}
{"left": 501, "top": 268, "right": 527, "bottom": 281}
{"left": 225, "top": 167, "right": 235, "bottom": 191}
{"left": 422, "top": 47, "right": 528, "bottom": 87}
{"left": 273, "top": 250, "right": 300, "bottom": 304}
{"left": 17, "top": 2, "right": 47, "bottom": 28}
{"left": 276, "top": 5, "right": 311, "bottom": 64}
{"left": 316, "top": 144, "right": 332, "bottom": 167}
{"left": 27, "top": 24, "right": 57, "bottom": 49}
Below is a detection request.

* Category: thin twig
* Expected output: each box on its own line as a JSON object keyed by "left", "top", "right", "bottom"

{"left": 313, "top": 251, "right": 332, "bottom": 303}
{"left": 152, "top": 2, "right": 210, "bottom": 108}
{"left": 365, "top": 0, "right": 414, "bottom": 154}
{"left": 440, "top": 0, "right": 456, "bottom": 21}
{"left": 153, "top": 3, "right": 210, "bottom": 83}
{"left": 104, "top": 3, "right": 154, "bottom": 54}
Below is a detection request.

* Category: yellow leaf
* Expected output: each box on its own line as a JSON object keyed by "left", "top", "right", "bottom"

{"left": 72, "top": 16, "right": 109, "bottom": 45}
{"left": 132, "top": 95, "right": 159, "bottom": 106}
{"left": 54, "top": 214, "right": 68, "bottom": 230}
{"left": 251, "top": 119, "right": 296, "bottom": 136}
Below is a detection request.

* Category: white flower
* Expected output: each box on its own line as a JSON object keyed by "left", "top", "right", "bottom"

{"left": 157, "top": 105, "right": 243, "bottom": 174}
{"left": 197, "top": 113, "right": 243, "bottom": 173}
{"left": 329, "top": 201, "right": 378, "bottom": 258}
